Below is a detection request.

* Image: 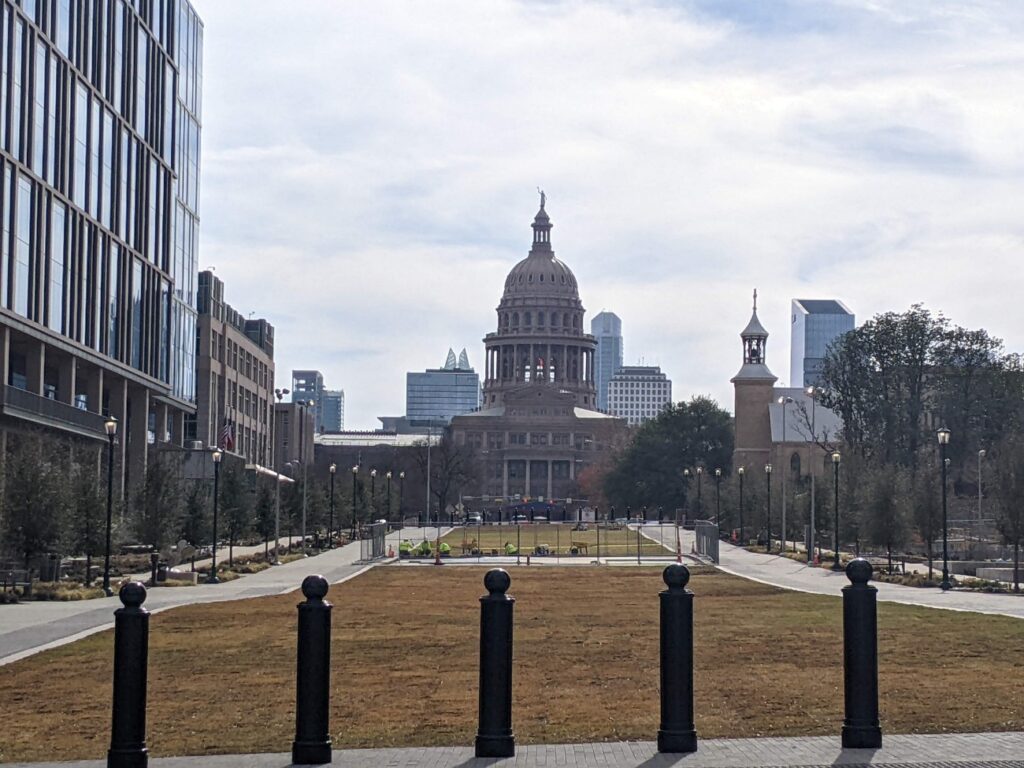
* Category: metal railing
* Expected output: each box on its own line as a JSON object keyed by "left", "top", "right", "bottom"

{"left": 1, "top": 384, "right": 107, "bottom": 435}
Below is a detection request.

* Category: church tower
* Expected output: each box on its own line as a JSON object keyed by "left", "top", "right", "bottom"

{"left": 731, "top": 290, "right": 777, "bottom": 471}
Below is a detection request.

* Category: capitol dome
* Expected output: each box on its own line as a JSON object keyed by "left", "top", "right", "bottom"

{"left": 502, "top": 205, "right": 580, "bottom": 299}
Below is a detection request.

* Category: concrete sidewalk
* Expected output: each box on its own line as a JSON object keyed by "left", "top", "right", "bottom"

{"left": 2, "top": 732, "right": 1022, "bottom": 767}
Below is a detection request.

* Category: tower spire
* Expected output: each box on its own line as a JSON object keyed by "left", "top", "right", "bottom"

{"left": 753, "top": 288, "right": 758, "bottom": 312}
{"left": 531, "top": 191, "right": 553, "bottom": 253}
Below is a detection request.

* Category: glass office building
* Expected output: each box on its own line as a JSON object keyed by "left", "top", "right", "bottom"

{"left": 406, "top": 350, "right": 480, "bottom": 425}
{"left": 0, "top": 0, "right": 203, "bottom": 491}
{"left": 592, "top": 311, "right": 622, "bottom": 412}
{"left": 790, "top": 299, "right": 855, "bottom": 387}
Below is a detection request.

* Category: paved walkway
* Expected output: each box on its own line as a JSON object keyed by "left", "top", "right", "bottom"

{"left": 0, "top": 528, "right": 447, "bottom": 666}
{"left": 2, "top": 732, "right": 1022, "bottom": 767}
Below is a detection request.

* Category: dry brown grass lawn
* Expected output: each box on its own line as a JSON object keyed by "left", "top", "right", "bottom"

{"left": 1, "top": 566, "right": 1022, "bottom": 762}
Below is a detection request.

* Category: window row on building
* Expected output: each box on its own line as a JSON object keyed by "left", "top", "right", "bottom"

{"left": 2, "top": 159, "right": 171, "bottom": 380}
{"left": 462, "top": 430, "right": 595, "bottom": 451}
{"left": 1, "top": 9, "right": 183, "bottom": 270}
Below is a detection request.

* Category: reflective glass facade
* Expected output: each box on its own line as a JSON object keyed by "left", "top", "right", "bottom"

{"left": 591, "top": 310, "right": 622, "bottom": 412}
{"left": 407, "top": 368, "right": 481, "bottom": 424}
{"left": 0, "top": 0, "right": 202, "bottom": 401}
{"left": 790, "top": 299, "right": 854, "bottom": 387}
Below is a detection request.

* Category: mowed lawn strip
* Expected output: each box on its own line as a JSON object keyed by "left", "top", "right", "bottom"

{"left": 436, "top": 523, "right": 675, "bottom": 556}
{"left": 0, "top": 567, "right": 1022, "bottom": 762}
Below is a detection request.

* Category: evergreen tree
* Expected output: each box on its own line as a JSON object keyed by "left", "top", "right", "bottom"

{"left": 218, "top": 463, "right": 251, "bottom": 567}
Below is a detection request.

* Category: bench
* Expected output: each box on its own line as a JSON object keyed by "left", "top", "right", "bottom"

{"left": 570, "top": 541, "right": 588, "bottom": 555}
{"left": 1, "top": 569, "right": 33, "bottom": 598}
{"left": 865, "top": 557, "right": 905, "bottom": 575}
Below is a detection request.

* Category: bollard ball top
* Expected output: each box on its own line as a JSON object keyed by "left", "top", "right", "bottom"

{"left": 484, "top": 568, "right": 511, "bottom": 595}
{"left": 301, "top": 574, "right": 329, "bottom": 600}
{"left": 119, "top": 581, "right": 147, "bottom": 608}
{"left": 663, "top": 564, "right": 690, "bottom": 590}
{"left": 846, "top": 558, "right": 873, "bottom": 585}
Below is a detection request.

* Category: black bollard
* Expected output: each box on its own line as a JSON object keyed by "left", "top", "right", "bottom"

{"left": 293, "top": 575, "right": 333, "bottom": 765}
{"left": 108, "top": 582, "right": 150, "bottom": 768}
{"left": 475, "top": 569, "right": 515, "bottom": 758}
{"left": 842, "top": 559, "right": 882, "bottom": 749}
{"left": 658, "top": 564, "right": 697, "bottom": 753}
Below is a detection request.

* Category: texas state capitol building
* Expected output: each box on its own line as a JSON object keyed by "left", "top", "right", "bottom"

{"left": 450, "top": 198, "right": 626, "bottom": 504}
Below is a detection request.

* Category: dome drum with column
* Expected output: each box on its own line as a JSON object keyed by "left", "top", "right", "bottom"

{"left": 481, "top": 201, "right": 597, "bottom": 410}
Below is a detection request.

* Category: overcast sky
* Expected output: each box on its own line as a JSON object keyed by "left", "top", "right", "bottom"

{"left": 190, "top": 0, "right": 1024, "bottom": 429}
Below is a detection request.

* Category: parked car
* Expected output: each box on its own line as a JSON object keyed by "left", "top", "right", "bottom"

{"left": 464, "top": 513, "right": 483, "bottom": 526}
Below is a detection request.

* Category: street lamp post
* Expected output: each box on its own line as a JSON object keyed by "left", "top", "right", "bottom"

{"left": 328, "top": 463, "right": 336, "bottom": 548}
{"left": 386, "top": 471, "right": 392, "bottom": 523}
{"left": 398, "top": 471, "right": 405, "bottom": 522}
{"left": 738, "top": 467, "right": 745, "bottom": 545}
{"left": 696, "top": 467, "right": 703, "bottom": 519}
{"left": 207, "top": 450, "right": 223, "bottom": 584}
{"left": 102, "top": 418, "right": 118, "bottom": 596}
{"left": 370, "top": 469, "right": 377, "bottom": 521}
{"left": 831, "top": 452, "right": 842, "bottom": 571}
{"left": 683, "top": 468, "right": 691, "bottom": 523}
{"left": 714, "top": 468, "right": 722, "bottom": 527}
{"left": 764, "top": 464, "right": 772, "bottom": 553}
{"left": 296, "top": 399, "right": 312, "bottom": 556}
{"left": 351, "top": 466, "right": 359, "bottom": 540}
{"left": 273, "top": 462, "right": 293, "bottom": 564}
{"left": 977, "top": 448, "right": 986, "bottom": 523}
{"left": 807, "top": 386, "right": 818, "bottom": 563}
{"left": 778, "top": 395, "right": 794, "bottom": 552}
{"left": 938, "top": 428, "right": 952, "bottom": 591}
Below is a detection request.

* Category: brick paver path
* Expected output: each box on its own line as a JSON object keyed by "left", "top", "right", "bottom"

{"left": 1, "top": 732, "right": 1022, "bottom": 767}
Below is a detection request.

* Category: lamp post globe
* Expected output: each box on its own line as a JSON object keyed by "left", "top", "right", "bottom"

{"left": 208, "top": 450, "right": 223, "bottom": 584}
{"left": 386, "top": 471, "right": 393, "bottom": 524}
{"left": 938, "top": 428, "right": 952, "bottom": 590}
{"left": 831, "top": 451, "right": 842, "bottom": 571}
{"left": 764, "top": 464, "right": 772, "bottom": 553}
{"left": 370, "top": 468, "right": 377, "bottom": 520}
{"left": 101, "top": 418, "right": 118, "bottom": 596}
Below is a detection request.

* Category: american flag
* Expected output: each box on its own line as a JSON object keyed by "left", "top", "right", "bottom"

{"left": 218, "top": 420, "right": 234, "bottom": 451}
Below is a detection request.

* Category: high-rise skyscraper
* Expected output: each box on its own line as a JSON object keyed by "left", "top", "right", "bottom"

{"left": 592, "top": 311, "right": 622, "bottom": 412}
{"left": 291, "top": 369, "right": 324, "bottom": 429}
{"left": 0, "top": 0, "right": 204, "bottom": 492}
{"left": 320, "top": 389, "right": 345, "bottom": 432}
{"left": 790, "top": 299, "right": 855, "bottom": 387}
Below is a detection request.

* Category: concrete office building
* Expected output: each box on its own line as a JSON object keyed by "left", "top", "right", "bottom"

{"left": 291, "top": 369, "right": 323, "bottom": 429}
{"left": 190, "top": 270, "right": 275, "bottom": 466}
{"left": 607, "top": 365, "right": 672, "bottom": 426}
{"left": 320, "top": 388, "right": 344, "bottom": 432}
{"left": 591, "top": 311, "right": 622, "bottom": 412}
{"left": 273, "top": 400, "right": 314, "bottom": 471}
{"left": 405, "top": 347, "right": 480, "bottom": 426}
{"left": 790, "top": 299, "right": 855, "bottom": 388}
{"left": 450, "top": 197, "right": 626, "bottom": 504}
{"left": 0, "top": 0, "right": 204, "bottom": 493}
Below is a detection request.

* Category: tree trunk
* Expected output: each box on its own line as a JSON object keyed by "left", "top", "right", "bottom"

{"left": 927, "top": 539, "right": 933, "bottom": 580}
{"left": 85, "top": 553, "right": 92, "bottom": 586}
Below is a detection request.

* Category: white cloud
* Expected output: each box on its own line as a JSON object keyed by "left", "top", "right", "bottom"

{"left": 190, "top": 0, "right": 1024, "bottom": 426}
